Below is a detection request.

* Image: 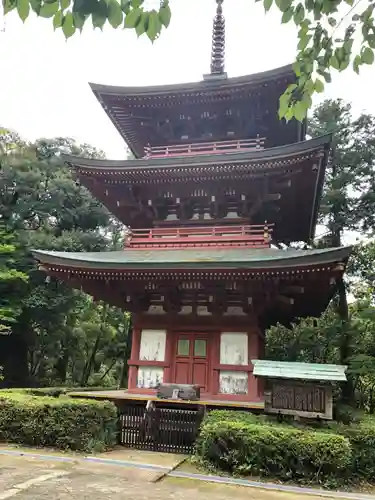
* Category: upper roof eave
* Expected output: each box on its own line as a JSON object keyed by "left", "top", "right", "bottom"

{"left": 89, "top": 64, "right": 295, "bottom": 98}
{"left": 63, "top": 134, "right": 332, "bottom": 172}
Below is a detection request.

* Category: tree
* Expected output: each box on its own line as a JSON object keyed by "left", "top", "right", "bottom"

{"left": 309, "top": 99, "right": 375, "bottom": 266}
{"left": 0, "top": 229, "right": 28, "bottom": 334}
{"left": 0, "top": 128, "right": 131, "bottom": 388}
{"left": 265, "top": 296, "right": 375, "bottom": 412}
{"left": 307, "top": 99, "right": 375, "bottom": 402}
{"left": 266, "top": 308, "right": 342, "bottom": 364}
{"left": 0, "top": 132, "right": 123, "bottom": 386}
{"left": 264, "top": 100, "right": 375, "bottom": 407}
{"left": 0, "top": 130, "right": 29, "bottom": 334}
{"left": 4, "top": 0, "right": 375, "bottom": 120}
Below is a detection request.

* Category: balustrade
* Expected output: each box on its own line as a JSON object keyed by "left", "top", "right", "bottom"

{"left": 124, "top": 223, "right": 273, "bottom": 249}
{"left": 144, "top": 136, "right": 265, "bottom": 159}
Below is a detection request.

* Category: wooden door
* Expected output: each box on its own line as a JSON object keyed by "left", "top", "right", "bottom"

{"left": 174, "top": 333, "right": 209, "bottom": 392}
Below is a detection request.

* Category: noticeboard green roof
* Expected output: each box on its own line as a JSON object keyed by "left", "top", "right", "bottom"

{"left": 252, "top": 360, "right": 347, "bottom": 382}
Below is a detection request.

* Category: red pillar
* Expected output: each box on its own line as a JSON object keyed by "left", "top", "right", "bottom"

{"left": 248, "top": 325, "right": 264, "bottom": 400}
{"left": 210, "top": 330, "right": 220, "bottom": 395}
{"left": 163, "top": 330, "right": 174, "bottom": 383}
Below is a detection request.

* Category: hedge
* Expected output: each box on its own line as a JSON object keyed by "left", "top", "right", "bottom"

{"left": 0, "top": 391, "right": 118, "bottom": 452}
{"left": 336, "top": 417, "right": 375, "bottom": 480}
{"left": 1, "top": 387, "right": 118, "bottom": 398}
{"left": 196, "top": 411, "right": 352, "bottom": 484}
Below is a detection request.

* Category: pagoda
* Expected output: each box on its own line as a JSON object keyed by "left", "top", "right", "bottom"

{"left": 33, "top": 1, "right": 351, "bottom": 418}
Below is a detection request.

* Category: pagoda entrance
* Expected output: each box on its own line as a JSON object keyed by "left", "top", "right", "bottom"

{"left": 174, "top": 333, "right": 210, "bottom": 392}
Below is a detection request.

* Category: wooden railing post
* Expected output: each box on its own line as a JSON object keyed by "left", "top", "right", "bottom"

{"left": 263, "top": 221, "right": 269, "bottom": 244}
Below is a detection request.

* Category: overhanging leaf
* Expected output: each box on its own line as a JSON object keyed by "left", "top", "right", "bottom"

{"left": 3, "top": 0, "right": 17, "bottom": 13}
{"left": 263, "top": 0, "right": 273, "bottom": 11}
{"left": 146, "top": 9, "right": 161, "bottom": 41}
{"left": 159, "top": 3, "right": 170, "bottom": 27}
{"left": 314, "top": 78, "right": 324, "bottom": 93}
{"left": 361, "top": 47, "right": 374, "bottom": 65}
{"left": 62, "top": 10, "right": 76, "bottom": 37}
{"left": 297, "top": 34, "right": 311, "bottom": 51}
{"left": 53, "top": 8, "right": 63, "bottom": 28}
{"left": 72, "top": 0, "right": 96, "bottom": 15}
{"left": 124, "top": 6, "right": 141, "bottom": 27}
{"left": 91, "top": 0, "right": 107, "bottom": 29}
{"left": 120, "top": 0, "right": 129, "bottom": 13}
{"left": 17, "top": 0, "right": 30, "bottom": 21}
{"left": 293, "top": 3, "right": 305, "bottom": 24}
{"left": 38, "top": 1, "right": 59, "bottom": 17}
{"left": 281, "top": 7, "right": 293, "bottom": 23}
{"left": 330, "top": 55, "right": 340, "bottom": 70}
{"left": 275, "top": 0, "right": 293, "bottom": 13}
{"left": 73, "top": 10, "right": 86, "bottom": 29}
{"left": 293, "top": 98, "right": 309, "bottom": 121}
{"left": 135, "top": 10, "right": 148, "bottom": 36}
{"left": 107, "top": 0, "right": 122, "bottom": 28}
{"left": 353, "top": 54, "right": 362, "bottom": 74}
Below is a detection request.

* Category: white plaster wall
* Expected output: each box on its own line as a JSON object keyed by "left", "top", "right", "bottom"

{"left": 139, "top": 329, "right": 166, "bottom": 361}
{"left": 219, "top": 371, "right": 248, "bottom": 395}
{"left": 220, "top": 332, "right": 248, "bottom": 365}
{"left": 137, "top": 367, "right": 164, "bottom": 389}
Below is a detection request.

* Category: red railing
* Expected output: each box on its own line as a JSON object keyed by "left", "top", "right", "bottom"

{"left": 125, "top": 223, "right": 273, "bottom": 249}
{"left": 144, "top": 136, "right": 265, "bottom": 158}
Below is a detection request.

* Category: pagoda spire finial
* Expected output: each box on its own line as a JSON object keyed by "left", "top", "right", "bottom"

{"left": 210, "top": 0, "right": 225, "bottom": 75}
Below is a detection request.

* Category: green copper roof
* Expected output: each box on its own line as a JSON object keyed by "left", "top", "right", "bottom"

{"left": 63, "top": 135, "right": 331, "bottom": 172}
{"left": 32, "top": 246, "right": 352, "bottom": 271}
{"left": 89, "top": 64, "right": 295, "bottom": 97}
{"left": 252, "top": 360, "right": 347, "bottom": 382}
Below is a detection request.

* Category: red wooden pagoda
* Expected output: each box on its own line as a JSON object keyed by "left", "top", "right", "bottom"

{"left": 33, "top": 1, "right": 351, "bottom": 417}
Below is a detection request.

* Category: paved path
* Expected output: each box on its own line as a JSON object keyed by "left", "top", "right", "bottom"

{"left": 0, "top": 450, "right": 373, "bottom": 500}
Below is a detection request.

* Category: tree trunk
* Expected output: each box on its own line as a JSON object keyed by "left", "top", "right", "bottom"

{"left": 0, "top": 331, "right": 30, "bottom": 387}
{"left": 54, "top": 351, "right": 69, "bottom": 383}
{"left": 330, "top": 201, "right": 354, "bottom": 404}
{"left": 119, "top": 317, "right": 132, "bottom": 389}
{"left": 80, "top": 333, "right": 101, "bottom": 386}
{"left": 336, "top": 277, "right": 354, "bottom": 404}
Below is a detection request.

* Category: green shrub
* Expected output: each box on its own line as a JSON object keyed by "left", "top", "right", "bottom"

{"left": 205, "top": 410, "right": 261, "bottom": 425}
{"left": 0, "top": 386, "right": 118, "bottom": 398}
{"left": 31, "top": 387, "right": 117, "bottom": 398}
{"left": 0, "top": 391, "right": 118, "bottom": 452}
{"left": 333, "top": 404, "right": 362, "bottom": 425}
{"left": 196, "top": 411, "right": 352, "bottom": 484}
{"left": 337, "top": 417, "right": 375, "bottom": 480}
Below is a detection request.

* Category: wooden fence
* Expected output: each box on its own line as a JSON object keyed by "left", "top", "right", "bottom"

{"left": 118, "top": 403, "right": 205, "bottom": 454}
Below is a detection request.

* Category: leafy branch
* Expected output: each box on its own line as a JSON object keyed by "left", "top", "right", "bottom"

{"left": 260, "top": 0, "right": 375, "bottom": 121}
{"left": 3, "top": 0, "right": 171, "bottom": 41}
{"left": 3, "top": 0, "right": 375, "bottom": 121}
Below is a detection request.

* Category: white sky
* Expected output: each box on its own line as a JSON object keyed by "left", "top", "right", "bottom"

{"left": 1, "top": 0, "right": 375, "bottom": 160}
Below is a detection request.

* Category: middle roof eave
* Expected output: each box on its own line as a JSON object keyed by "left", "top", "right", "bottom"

{"left": 63, "top": 134, "right": 332, "bottom": 173}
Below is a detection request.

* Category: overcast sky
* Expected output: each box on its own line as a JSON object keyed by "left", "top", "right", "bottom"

{"left": 1, "top": 0, "right": 375, "bottom": 161}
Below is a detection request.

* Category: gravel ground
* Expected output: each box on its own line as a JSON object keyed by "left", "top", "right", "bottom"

{"left": 0, "top": 451, "right": 359, "bottom": 500}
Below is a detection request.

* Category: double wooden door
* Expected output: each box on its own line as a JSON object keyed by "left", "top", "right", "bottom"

{"left": 174, "top": 333, "right": 209, "bottom": 392}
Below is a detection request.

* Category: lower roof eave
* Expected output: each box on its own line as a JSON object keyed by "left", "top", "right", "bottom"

{"left": 31, "top": 245, "right": 353, "bottom": 275}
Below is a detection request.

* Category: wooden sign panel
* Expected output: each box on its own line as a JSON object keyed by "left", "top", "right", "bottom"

{"left": 264, "top": 379, "right": 333, "bottom": 419}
